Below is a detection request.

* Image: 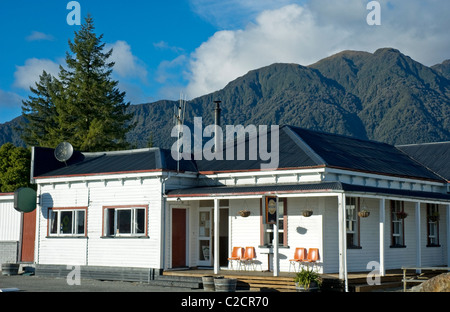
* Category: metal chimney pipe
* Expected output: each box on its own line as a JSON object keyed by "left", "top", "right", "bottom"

{"left": 214, "top": 100, "right": 221, "bottom": 153}
{"left": 214, "top": 100, "right": 221, "bottom": 127}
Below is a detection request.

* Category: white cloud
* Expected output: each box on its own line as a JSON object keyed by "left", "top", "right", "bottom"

{"left": 153, "top": 41, "right": 185, "bottom": 54}
{"left": 156, "top": 55, "right": 188, "bottom": 84}
{"left": 106, "top": 40, "right": 148, "bottom": 82}
{"left": 13, "top": 58, "right": 60, "bottom": 90}
{"left": 184, "top": 0, "right": 450, "bottom": 99}
{"left": 189, "top": 0, "right": 296, "bottom": 29}
{"left": 26, "top": 31, "right": 55, "bottom": 42}
{"left": 0, "top": 89, "right": 23, "bottom": 108}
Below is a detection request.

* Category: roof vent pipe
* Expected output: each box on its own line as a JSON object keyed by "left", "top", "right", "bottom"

{"left": 214, "top": 100, "right": 221, "bottom": 153}
{"left": 214, "top": 100, "right": 221, "bottom": 128}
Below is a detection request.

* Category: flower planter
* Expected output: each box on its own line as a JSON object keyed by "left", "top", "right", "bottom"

{"left": 358, "top": 210, "right": 370, "bottom": 218}
{"left": 295, "top": 281, "right": 319, "bottom": 292}
{"left": 214, "top": 277, "right": 237, "bottom": 292}
{"left": 1, "top": 263, "right": 20, "bottom": 276}
{"left": 238, "top": 210, "right": 251, "bottom": 218}
{"left": 302, "top": 210, "right": 313, "bottom": 217}
{"left": 396, "top": 212, "right": 408, "bottom": 219}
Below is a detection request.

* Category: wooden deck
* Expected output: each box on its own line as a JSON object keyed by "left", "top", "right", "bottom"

{"left": 162, "top": 267, "right": 429, "bottom": 292}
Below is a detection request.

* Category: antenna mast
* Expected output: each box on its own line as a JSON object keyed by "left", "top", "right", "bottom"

{"left": 174, "top": 93, "right": 187, "bottom": 172}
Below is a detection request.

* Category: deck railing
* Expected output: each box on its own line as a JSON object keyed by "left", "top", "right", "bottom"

{"left": 401, "top": 266, "right": 450, "bottom": 292}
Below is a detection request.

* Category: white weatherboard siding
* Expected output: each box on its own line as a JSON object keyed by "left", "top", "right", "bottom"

{"left": 323, "top": 198, "right": 449, "bottom": 274}
{"left": 166, "top": 193, "right": 449, "bottom": 274}
{"left": 420, "top": 204, "right": 447, "bottom": 267}
{"left": 283, "top": 197, "right": 323, "bottom": 272}
{"left": 322, "top": 196, "right": 339, "bottom": 274}
{"left": 229, "top": 198, "right": 260, "bottom": 253}
{"left": 383, "top": 202, "right": 448, "bottom": 269}
{"left": 346, "top": 198, "right": 381, "bottom": 272}
{"left": 0, "top": 194, "right": 21, "bottom": 264}
{"left": 201, "top": 197, "right": 327, "bottom": 273}
{"left": 36, "top": 177, "right": 163, "bottom": 269}
{"left": 0, "top": 195, "right": 21, "bottom": 241}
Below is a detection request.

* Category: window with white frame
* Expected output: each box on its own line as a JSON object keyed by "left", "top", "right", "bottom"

{"left": 103, "top": 206, "right": 147, "bottom": 237}
{"left": 346, "top": 197, "right": 360, "bottom": 248}
{"left": 49, "top": 208, "right": 86, "bottom": 236}
{"left": 390, "top": 200, "right": 405, "bottom": 247}
{"left": 427, "top": 204, "right": 440, "bottom": 247}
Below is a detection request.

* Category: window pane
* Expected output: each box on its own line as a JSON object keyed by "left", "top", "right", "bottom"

{"left": 199, "top": 240, "right": 210, "bottom": 261}
{"left": 429, "top": 223, "right": 436, "bottom": 236}
{"left": 347, "top": 233, "right": 354, "bottom": 245}
{"left": 265, "top": 230, "right": 273, "bottom": 246}
{"left": 393, "top": 221, "right": 400, "bottom": 234}
{"left": 106, "top": 209, "right": 114, "bottom": 236}
{"left": 278, "top": 232, "right": 284, "bottom": 245}
{"left": 117, "top": 209, "right": 131, "bottom": 234}
{"left": 199, "top": 212, "right": 210, "bottom": 237}
{"left": 76, "top": 210, "right": 85, "bottom": 235}
{"left": 60, "top": 211, "right": 73, "bottom": 234}
{"left": 135, "top": 209, "right": 145, "bottom": 234}
{"left": 50, "top": 210, "right": 58, "bottom": 234}
{"left": 393, "top": 236, "right": 400, "bottom": 245}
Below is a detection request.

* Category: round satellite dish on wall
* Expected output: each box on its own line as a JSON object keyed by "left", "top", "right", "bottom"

{"left": 14, "top": 187, "right": 37, "bottom": 213}
{"left": 54, "top": 142, "right": 73, "bottom": 163}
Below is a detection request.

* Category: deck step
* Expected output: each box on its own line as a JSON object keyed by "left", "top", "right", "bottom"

{"left": 163, "top": 270, "right": 297, "bottom": 292}
{"left": 152, "top": 275, "right": 203, "bottom": 289}
{"left": 352, "top": 281, "right": 403, "bottom": 292}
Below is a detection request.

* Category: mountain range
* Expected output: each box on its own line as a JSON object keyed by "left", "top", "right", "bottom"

{"left": 1, "top": 48, "right": 450, "bottom": 150}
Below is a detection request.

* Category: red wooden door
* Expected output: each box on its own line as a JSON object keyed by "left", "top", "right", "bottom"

{"left": 21, "top": 209, "right": 36, "bottom": 262}
{"left": 172, "top": 208, "right": 187, "bottom": 268}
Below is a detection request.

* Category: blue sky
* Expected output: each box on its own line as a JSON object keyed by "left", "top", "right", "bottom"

{"left": 1, "top": 0, "right": 449, "bottom": 123}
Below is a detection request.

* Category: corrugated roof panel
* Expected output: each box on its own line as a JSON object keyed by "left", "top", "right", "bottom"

{"left": 397, "top": 142, "right": 450, "bottom": 181}
{"left": 195, "top": 126, "right": 321, "bottom": 172}
{"left": 36, "top": 148, "right": 160, "bottom": 177}
{"left": 288, "top": 126, "right": 443, "bottom": 181}
{"left": 166, "top": 182, "right": 450, "bottom": 201}
{"left": 167, "top": 181, "right": 343, "bottom": 196}
{"left": 32, "top": 126, "right": 447, "bottom": 182}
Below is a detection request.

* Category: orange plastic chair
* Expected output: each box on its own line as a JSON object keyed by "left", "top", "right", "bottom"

{"left": 228, "top": 247, "right": 244, "bottom": 270}
{"left": 289, "top": 247, "right": 307, "bottom": 272}
{"left": 305, "top": 248, "right": 320, "bottom": 268}
{"left": 241, "top": 247, "right": 256, "bottom": 271}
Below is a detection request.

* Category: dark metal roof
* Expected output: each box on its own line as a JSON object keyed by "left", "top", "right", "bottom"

{"left": 397, "top": 142, "right": 450, "bottom": 181}
{"left": 166, "top": 182, "right": 450, "bottom": 202}
{"left": 195, "top": 125, "right": 444, "bottom": 181}
{"left": 288, "top": 126, "right": 444, "bottom": 182}
{"left": 33, "top": 147, "right": 197, "bottom": 178}
{"left": 195, "top": 126, "right": 321, "bottom": 172}
{"left": 167, "top": 181, "right": 342, "bottom": 197}
{"left": 32, "top": 126, "right": 446, "bottom": 182}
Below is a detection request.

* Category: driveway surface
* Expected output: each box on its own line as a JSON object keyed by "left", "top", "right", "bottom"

{"left": 0, "top": 274, "right": 201, "bottom": 292}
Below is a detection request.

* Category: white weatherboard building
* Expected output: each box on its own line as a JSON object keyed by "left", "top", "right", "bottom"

{"left": 29, "top": 125, "right": 450, "bottom": 285}
{"left": 0, "top": 193, "right": 20, "bottom": 264}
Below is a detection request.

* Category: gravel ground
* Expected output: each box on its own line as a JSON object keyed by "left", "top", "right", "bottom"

{"left": 0, "top": 274, "right": 202, "bottom": 292}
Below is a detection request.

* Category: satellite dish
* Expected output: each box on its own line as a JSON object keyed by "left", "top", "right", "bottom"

{"left": 14, "top": 187, "right": 37, "bottom": 213}
{"left": 54, "top": 142, "right": 73, "bottom": 163}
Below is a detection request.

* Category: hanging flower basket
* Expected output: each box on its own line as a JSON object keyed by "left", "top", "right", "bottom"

{"left": 428, "top": 213, "right": 440, "bottom": 222}
{"left": 302, "top": 210, "right": 313, "bottom": 217}
{"left": 238, "top": 210, "right": 251, "bottom": 218}
{"left": 358, "top": 210, "right": 370, "bottom": 218}
{"left": 396, "top": 211, "right": 408, "bottom": 219}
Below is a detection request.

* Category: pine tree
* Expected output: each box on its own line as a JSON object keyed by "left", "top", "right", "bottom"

{"left": 0, "top": 143, "right": 32, "bottom": 193}
{"left": 21, "top": 71, "right": 62, "bottom": 148}
{"left": 21, "top": 15, "right": 132, "bottom": 152}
